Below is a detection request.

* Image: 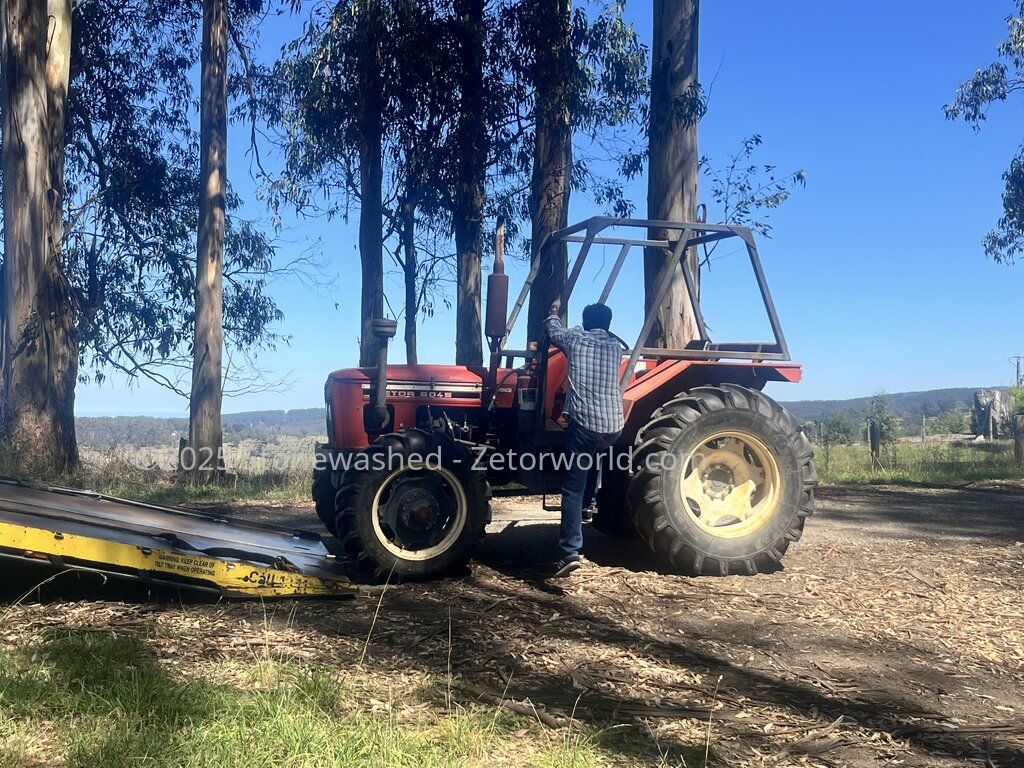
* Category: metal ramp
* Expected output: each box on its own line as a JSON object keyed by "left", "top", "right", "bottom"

{"left": 0, "top": 477, "right": 354, "bottom": 598}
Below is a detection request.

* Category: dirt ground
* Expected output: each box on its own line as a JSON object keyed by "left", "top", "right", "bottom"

{"left": 4, "top": 484, "right": 1024, "bottom": 766}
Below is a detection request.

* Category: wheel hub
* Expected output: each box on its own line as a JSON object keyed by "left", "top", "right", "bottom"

{"left": 702, "top": 464, "right": 735, "bottom": 500}
{"left": 381, "top": 475, "right": 452, "bottom": 550}
{"left": 371, "top": 465, "right": 469, "bottom": 561}
{"left": 679, "top": 432, "right": 781, "bottom": 539}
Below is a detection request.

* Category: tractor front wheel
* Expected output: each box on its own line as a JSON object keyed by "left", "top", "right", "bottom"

{"left": 629, "top": 385, "right": 816, "bottom": 576}
{"left": 334, "top": 429, "right": 491, "bottom": 581}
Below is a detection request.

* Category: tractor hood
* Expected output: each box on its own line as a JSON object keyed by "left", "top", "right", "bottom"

{"left": 327, "top": 364, "right": 485, "bottom": 387}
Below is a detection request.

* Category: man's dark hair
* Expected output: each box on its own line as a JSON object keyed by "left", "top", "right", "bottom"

{"left": 582, "top": 302, "right": 612, "bottom": 331}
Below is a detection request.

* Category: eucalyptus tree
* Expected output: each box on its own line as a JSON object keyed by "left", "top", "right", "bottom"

{"left": 645, "top": 0, "right": 702, "bottom": 349}
{"left": 265, "top": 0, "right": 645, "bottom": 363}
{"left": 68, "top": 1, "right": 282, "bottom": 386}
{"left": 1, "top": 0, "right": 77, "bottom": 472}
{"left": 947, "top": 2, "right": 1024, "bottom": 263}
{"left": 496, "top": 0, "right": 647, "bottom": 343}
{"left": 451, "top": 0, "right": 488, "bottom": 366}
{"left": 188, "top": 0, "right": 230, "bottom": 474}
{"left": 1, "top": 0, "right": 283, "bottom": 475}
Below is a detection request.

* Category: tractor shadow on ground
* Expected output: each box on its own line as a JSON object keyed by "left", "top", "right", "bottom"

{"left": 280, "top": 568, "right": 1024, "bottom": 768}
{"left": 475, "top": 517, "right": 773, "bottom": 578}
{"left": 815, "top": 484, "right": 1024, "bottom": 544}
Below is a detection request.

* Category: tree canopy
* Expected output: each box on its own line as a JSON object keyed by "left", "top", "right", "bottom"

{"left": 0, "top": 0, "right": 285, "bottom": 395}
{"left": 946, "top": 2, "right": 1024, "bottom": 264}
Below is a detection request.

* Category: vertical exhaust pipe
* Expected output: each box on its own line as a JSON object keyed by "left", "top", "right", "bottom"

{"left": 367, "top": 317, "right": 398, "bottom": 433}
{"left": 485, "top": 220, "right": 509, "bottom": 346}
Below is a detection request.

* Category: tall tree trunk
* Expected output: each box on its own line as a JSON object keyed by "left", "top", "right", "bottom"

{"left": 645, "top": 0, "right": 700, "bottom": 349}
{"left": 187, "top": 0, "right": 228, "bottom": 474}
{"left": 44, "top": 0, "right": 78, "bottom": 470}
{"left": 526, "top": 0, "right": 572, "bottom": 344}
{"left": 357, "top": 0, "right": 385, "bottom": 369}
{"left": 1, "top": 0, "right": 78, "bottom": 474}
{"left": 453, "top": 0, "right": 486, "bottom": 367}
{"left": 400, "top": 194, "right": 417, "bottom": 365}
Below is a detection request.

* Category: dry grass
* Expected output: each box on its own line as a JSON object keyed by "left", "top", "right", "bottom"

{"left": 816, "top": 438, "right": 1024, "bottom": 485}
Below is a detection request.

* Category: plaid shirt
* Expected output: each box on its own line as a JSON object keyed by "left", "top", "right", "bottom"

{"left": 545, "top": 315, "right": 624, "bottom": 434}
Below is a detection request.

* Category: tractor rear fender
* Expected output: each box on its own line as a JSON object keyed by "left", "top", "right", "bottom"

{"left": 618, "top": 360, "right": 801, "bottom": 445}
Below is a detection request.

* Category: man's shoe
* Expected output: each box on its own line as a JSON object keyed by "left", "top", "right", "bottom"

{"left": 549, "top": 555, "right": 582, "bottom": 578}
{"left": 581, "top": 506, "right": 596, "bottom": 523}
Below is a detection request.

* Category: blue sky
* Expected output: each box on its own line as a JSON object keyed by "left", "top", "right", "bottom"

{"left": 75, "top": 0, "right": 1024, "bottom": 416}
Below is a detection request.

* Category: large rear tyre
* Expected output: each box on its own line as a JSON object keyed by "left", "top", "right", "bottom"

{"left": 335, "top": 429, "right": 491, "bottom": 581}
{"left": 629, "top": 385, "right": 816, "bottom": 576}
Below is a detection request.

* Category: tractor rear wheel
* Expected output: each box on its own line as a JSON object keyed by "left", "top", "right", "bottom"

{"left": 334, "top": 429, "right": 491, "bottom": 581}
{"left": 629, "top": 385, "right": 816, "bottom": 576}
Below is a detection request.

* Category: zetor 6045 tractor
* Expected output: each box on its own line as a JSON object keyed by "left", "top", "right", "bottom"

{"left": 313, "top": 217, "right": 816, "bottom": 581}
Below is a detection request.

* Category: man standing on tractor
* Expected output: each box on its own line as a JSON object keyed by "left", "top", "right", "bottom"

{"left": 545, "top": 300, "right": 624, "bottom": 577}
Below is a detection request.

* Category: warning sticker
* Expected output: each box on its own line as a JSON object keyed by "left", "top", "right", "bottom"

{"left": 152, "top": 552, "right": 219, "bottom": 578}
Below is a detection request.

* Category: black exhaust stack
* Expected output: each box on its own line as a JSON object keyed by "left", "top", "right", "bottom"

{"left": 366, "top": 317, "right": 398, "bottom": 434}
{"left": 485, "top": 219, "right": 509, "bottom": 349}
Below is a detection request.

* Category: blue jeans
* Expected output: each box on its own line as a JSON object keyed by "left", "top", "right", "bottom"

{"left": 560, "top": 421, "right": 620, "bottom": 559}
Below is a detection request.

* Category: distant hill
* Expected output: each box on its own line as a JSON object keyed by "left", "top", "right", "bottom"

{"left": 780, "top": 387, "right": 992, "bottom": 424}
{"left": 76, "top": 408, "right": 326, "bottom": 448}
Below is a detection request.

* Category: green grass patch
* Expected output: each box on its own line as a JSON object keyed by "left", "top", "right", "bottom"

{"left": 0, "top": 629, "right": 644, "bottom": 768}
{"left": 816, "top": 440, "right": 1024, "bottom": 485}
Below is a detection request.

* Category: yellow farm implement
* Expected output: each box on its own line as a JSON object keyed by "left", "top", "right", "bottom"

{"left": 0, "top": 477, "right": 354, "bottom": 598}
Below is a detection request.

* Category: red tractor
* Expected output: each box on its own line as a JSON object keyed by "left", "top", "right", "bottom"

{"left": 313, "top": 218, "right": 816, "bottom": 581}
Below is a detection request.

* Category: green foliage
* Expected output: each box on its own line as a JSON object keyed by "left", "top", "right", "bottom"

{"left": 499, "top": 0, "right": 648, "bottom": 229}
{"left": 0, "top": 0, "right": 286, "bottom": 392}
{"left": 261, "top": 0, "right": 648, "bottom": 270}
{"left": 865, "top": 393, "right": 901, "bottom": 443}
{"left": 926, "top": 409, "right": 970, "bottom": 436}
{"left": 701, "top": 135, "right": 806, "bottom": 238}
{"left": 1011, "top": 386, "right": 1024, "bottom": 415}
{"left": 946, "top": 3, "right": 1024, "bottom": 263}
{"left": 822, "top": 413, "right": 855, "bottom": 445}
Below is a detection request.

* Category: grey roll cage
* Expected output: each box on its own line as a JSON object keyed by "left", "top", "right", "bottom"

{"left": 494, "top": 216, "right": 790, "bottom": 394}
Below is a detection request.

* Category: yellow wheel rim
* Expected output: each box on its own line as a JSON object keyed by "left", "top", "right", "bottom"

{"left": 679, "top": 430, "right": 781, "bottom": 539}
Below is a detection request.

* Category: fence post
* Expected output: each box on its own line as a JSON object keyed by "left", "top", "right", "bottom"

{"left": 1015, "top": 415, "right": 1024, "bottom": 466}
{"left": 869, "top": 419, "right": 881, "bottom": 470}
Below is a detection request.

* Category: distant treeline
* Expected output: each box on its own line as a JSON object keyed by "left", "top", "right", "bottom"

{"left": 77, "top": 409, "right": 326, "bottom": 448}
{"left": 781, "top": 387, "right": 987, "bottom": 425}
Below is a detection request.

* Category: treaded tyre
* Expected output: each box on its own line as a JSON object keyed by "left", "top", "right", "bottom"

{"left": 335, "top": 428, "right": 491, "bottom": 581}
{"left": 312, "top": 467, "right": 338, "bottom": 535}
{"left": 592, "top": 466, "right": 640, "bottom": 540}
{"left": 629, "top": 385, "right": 816, "bottom": 576}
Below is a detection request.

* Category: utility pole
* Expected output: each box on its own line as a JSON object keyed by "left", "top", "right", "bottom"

{"left": 1011, "top": 355, "right": 1024, "bottom": 387}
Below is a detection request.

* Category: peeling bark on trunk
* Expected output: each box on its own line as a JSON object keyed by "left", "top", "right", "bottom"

{"left": 645, "top": 0, "right": 700, "bottom": 349}
{"left": 187, "top": 0, "right": 228, "bottom": 475}
{"left": 400, "top": 195, "right": 417, "bottom": 365}
{"left": 453, "top": 0, "right": 486, "bottom": 367}
{"left": 357, "top": 1, "right": 385, "bottom": 369}
{"left": 526, "top": 0, "right": 572, "bottom": 344}
{"left": 1, "top": 0, "right": 78, "bottom": 474}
